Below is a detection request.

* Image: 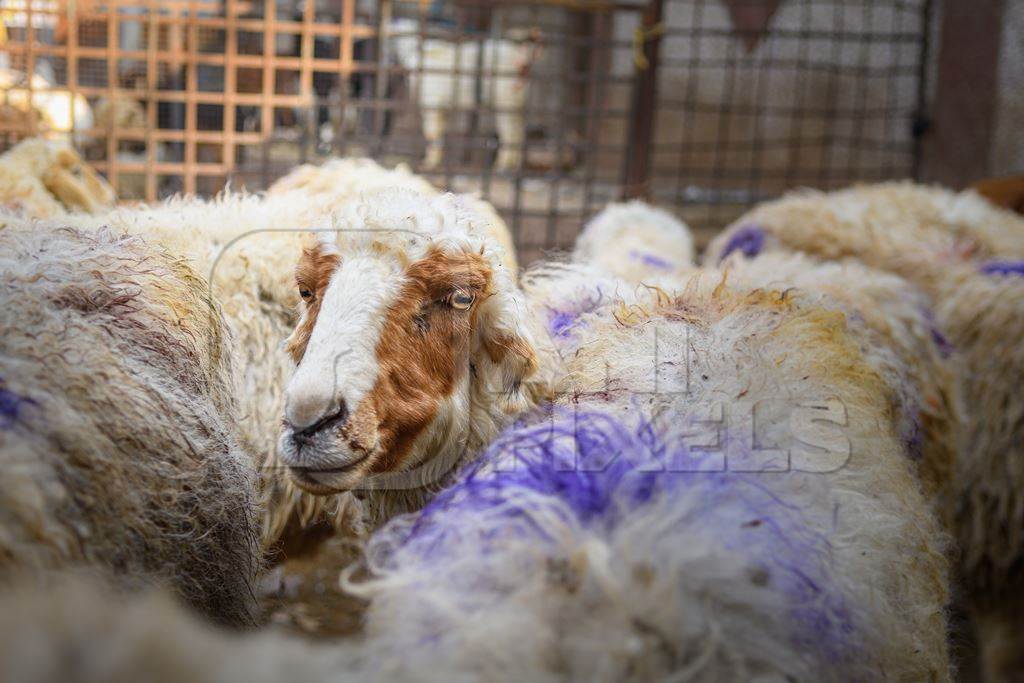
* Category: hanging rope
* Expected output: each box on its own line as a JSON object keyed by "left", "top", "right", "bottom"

{"left": 632, "top": 21, "right": 664, "bottom": 70}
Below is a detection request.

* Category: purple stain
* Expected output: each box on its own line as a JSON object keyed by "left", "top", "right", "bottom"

{"left": 930, "top": 328, "right": 953, "bottom": 358}
{"left": 0, "top": 381, "right": 36, "bottom": 430}
{"left": 719, "top": 224, "right": 765, "bottom": 263}
{"left": 920, "top": 305, "right": 954, "bottom": 358}
{"left": 385, "top": 408, "right": 862, "bottom": 666}
{"left": 629, "top": 250, "right": 673, "bottom": 271}
{"left": 545, "top": 287, "right": 607, "bottom": 343}
{"left": 547, "top": 310, "right": 580, "bottom": 341}
{"left": 902, "top": 417, "right": 924, "bottom": 462}
{"left": 980, "top": 260, "right": 1024, "bottom": 277}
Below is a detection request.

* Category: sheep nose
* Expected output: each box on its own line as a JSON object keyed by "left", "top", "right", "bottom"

{"left": 288, "top": 401, "right": 348, "bottom": 446}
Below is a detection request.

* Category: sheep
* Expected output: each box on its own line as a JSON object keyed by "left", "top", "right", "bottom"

{"left": 345, "top": 263, "right": 952, "bottom": 682}
{"left": 561, "top": 195, "right": 957, "bottom": 507}
{"left": 0, "top": 137, "right": 116, "bottom": 218}
{"left": 0, "top": 203, "right": 951, "bottom": 680}
{"left": 0, "top": 229, "right": 951, "bottom": 682}
{"left": 73, "top": 183, "right": 541, "bottom": 557}
{"left": 718, "top": 252, "right": 961, "bottom": 511}
{"left": 703, "top": 181, "right": 1024, "bottom": 267}
{"left": 0, "top": 219, "right": 260, "bottom": 627}
{"left": 274, "top": 187, "right": 552, "bottom": 530}
{"left": 390, "top": 19, "right": 539, "bottom": 171}
{"left": 572, "top": 200, "right": 696, "bottom": 285}
{"left": 0, "top": 574, "right": 347, "bottom": 683}
{"left": 703, "top": 182, "right": 1024, "bottom": 681}
{"left": 0, "top": 66, "right": 93, "bottom": 138}
{"left": 268, "top": 156, "right": 520, "bottom": 274}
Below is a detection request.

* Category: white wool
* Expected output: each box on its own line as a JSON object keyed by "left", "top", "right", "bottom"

{"left": 0, "top": 138, "right": 115, "bottom": 218}
{"left": 573, "top": 200, "right": 696, "bottom": 284}
{"left": 349, "top": 267, "right": 952, "bottom": 682}
{"left": 719, "top": 251, "right": 961, "bottom": 506}
{"left": 70, "top": 185, "right": 542, "bottom": 551}
{"left": 269, "top": 156, "right": 519, "bottom": 274}
{"left": 0, "top": 219, "right": 260, "bottom": 626}
{"left": 702, "top": 181, "right": 1024, "bottom": 676}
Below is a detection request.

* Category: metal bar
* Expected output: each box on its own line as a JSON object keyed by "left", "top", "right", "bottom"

{"left": 146, "top": 0, "right": 159, "bottom": 200}
{"left": 922, "top": 0, "right": 1005, "bottom": 186}
{"left": 621, "top": 0, "right": 663, "bottom": 199}
{"left": 223, "top": 0, "right": 239, "bottom": 184}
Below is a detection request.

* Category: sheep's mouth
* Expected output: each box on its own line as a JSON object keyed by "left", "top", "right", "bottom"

{"left": 287, "top": 454, "right": 371, "bottom": 494}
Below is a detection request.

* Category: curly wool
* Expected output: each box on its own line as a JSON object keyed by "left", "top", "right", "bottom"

{"left": 703, "top": 184, "right": 1024, "bottom": 594}
{"left": 0, "top": 574, "right": 348, "bottom": 683}
{"left": 269, "top": 156, "right": 519, "bottom": 274}
{"left": 572, "top": 200, "right": 695, "bottom": 285}
{"left": 0, "top": 220, "right": 260, "bottom": 626}
{"left": 349, "top": 270, "right": 952, "bottom": 682}
{"left": 0, "top": 244, "right": 951, "bottom": 682}
{"left": 719, "top": 251, "right": 961, "bottom": 510}
{"left": 0, "top": 138, "right": 116, "bottom": 219}
{"left": 704, "top": 181, "right": 1024, "bottom": 267}
{"left": 77, "top": 182, "right": 534, "bottom": 551}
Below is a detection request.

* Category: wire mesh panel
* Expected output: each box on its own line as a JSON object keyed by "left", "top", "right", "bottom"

{"left": 646, "top": 0, "right": 932, "bottom": 243}
{"left": 0, "top": 0, "right": 932, "bottom": 260}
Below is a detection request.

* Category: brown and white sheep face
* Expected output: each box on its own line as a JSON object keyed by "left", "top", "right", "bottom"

{"left": 278, "top": 191, "right": 537, "bottom": 495}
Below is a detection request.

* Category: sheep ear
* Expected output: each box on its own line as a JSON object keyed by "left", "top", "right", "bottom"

{"left": 474, "top": 274, "right": 539, "bottom": 415}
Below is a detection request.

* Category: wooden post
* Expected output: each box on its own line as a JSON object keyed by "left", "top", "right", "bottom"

{"left": 921, "top": 0, "right": 1005, "bottom": 188}
{"left": 621, "top": 0, "right": 663, "bottom": 200}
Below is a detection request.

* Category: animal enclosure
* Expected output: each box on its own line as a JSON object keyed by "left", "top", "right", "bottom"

{"left": 1, "top": 0, "right": 933, "bottom": 262}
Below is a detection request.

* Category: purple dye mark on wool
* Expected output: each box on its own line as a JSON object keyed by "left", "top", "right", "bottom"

{"left": 719, "top": 224, "right": 765, "bottom": 262}
{"left": 545, "top": 286, "right": 606, "bottom": 342}
{"left": 388, "top": 408, "right": 862, "bottom": 665}
{"left": 980, "top": 260, "right": 1024, "bottom": 277}
{"left": 0, "top": 380, "right": 36, "bottom": 429}
{"left": 902, "top": 417, "right": 924, "bottom": 461}
{"left": 547, "top": 310, "right": 580, "bottom": 341}
{"left": 920, "top": 305, "right": 954, "bottom": 358}
{"left": 628, "top": 250, "right": 673, "bottom": 271}
{"left": 930, "top": 328, "right": 954, "bottom": 358}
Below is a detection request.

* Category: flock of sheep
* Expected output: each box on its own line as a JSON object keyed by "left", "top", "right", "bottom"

{"left": 0, "top": 137, "right": 1022, "bottom": 682}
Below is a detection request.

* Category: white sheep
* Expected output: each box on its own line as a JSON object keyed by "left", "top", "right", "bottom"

{"left": 345, "top": 262, "right": 951, "bottom": 682}
{"left": 0, "top": 200, "right": 951, "bottom": 680}
{"left": 0, "top": 218, "right": 260, "bottom": 627}
{"left": 73, "top": 180, "right": 544, "bottom": 557}
{"left": 0, "top": 243, "right": 951, "bottom": 683}
{"left": 703, "top": 182, "right": 1024, "bottom": 681}
{"left": 390, "top": 19, "right": 538, "bottom": 171}
{"left": 0, "top": 574, "right": 346, "bottom": 683}
{"left": 0, "top": 67, "right": 93, "bottom": 139}
{"left": 0, "top": 137, "right": 115, "bottom": 218}
{"left": 268, "top": 156, "right": 519, "bottom": 274}
{"left": 719, "top": 251, "right": 961, "bottom": 512}
{"left": 573, "top": 200, "right": 696, "bottom": 285}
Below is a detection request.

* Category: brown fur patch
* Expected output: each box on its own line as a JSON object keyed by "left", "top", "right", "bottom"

{"left": 285, "top": 242, "right": 342, "bottom": 363}
{"left": 366, "top": 247, "right": 492, "bottom": 473}
{"left": 285, "top": 244, "right": 494, "bottom": 475}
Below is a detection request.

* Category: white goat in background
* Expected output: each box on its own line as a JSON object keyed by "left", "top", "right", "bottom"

{"left": 390, "top": 19, "right": 539, "bottom": 171}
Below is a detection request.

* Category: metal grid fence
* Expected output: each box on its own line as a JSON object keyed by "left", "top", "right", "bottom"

{"left": 0, "top": 0, "right": 931, "bottom": 262}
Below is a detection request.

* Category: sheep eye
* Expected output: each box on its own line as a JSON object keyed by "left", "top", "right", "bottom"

{"left": 299, "top": 288, "right": 313, "bottom": 301}
{"left": 448, "top": 291, "right": 475, "bottom": 310}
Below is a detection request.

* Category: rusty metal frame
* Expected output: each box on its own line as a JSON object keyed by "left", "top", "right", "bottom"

{"left": 1, "top": 0, "right": 940, "bottom": 259}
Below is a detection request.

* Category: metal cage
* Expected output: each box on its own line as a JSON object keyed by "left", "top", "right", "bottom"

{"left": 0, "top": 0, "right": 933, "bottom": 262}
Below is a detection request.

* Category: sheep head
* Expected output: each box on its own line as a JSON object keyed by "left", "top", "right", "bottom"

{"left": 41, "top": 147, "right": 116, "bottom": 213}
{"left": 278, "top": 189, "right": 537, "bottom": 496}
